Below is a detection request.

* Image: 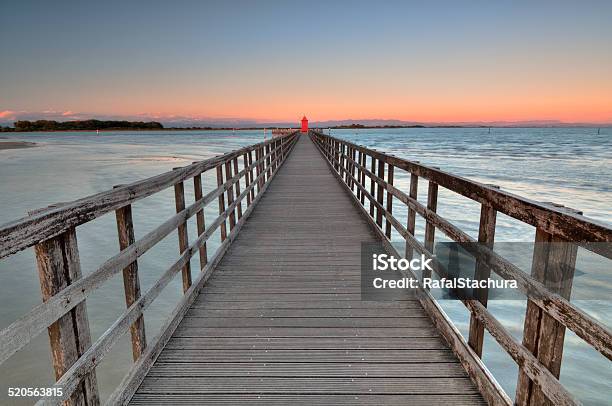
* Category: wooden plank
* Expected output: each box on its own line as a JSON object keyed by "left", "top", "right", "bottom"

{"left": 173, "top": 327, "right": 442, "bottom": 338}
{"left": 136, "top": 377, "right": 479, "bottom": 394}
{"left": 130, "top": 394, "right": 486, "bottom": 406}
{"left": 35, "top": 229, "right": 100, "bottom": 406}
{"left": 178, "top": 317, "right": 431, "bottom": 328}
{"left": 147, "top": 362, "right": 467, "bottom": 377}
{"left": 185, "top": 308, "right": 424, "bottom": 318}
{"left": 165, "top": 336, "right": 446, "bottom": 350}
{"left": 156, "top": 349, "right": 458, "bottom": 363}
{"left": 115, "top": 201, "right": 147, "bottom": 361}
{"left": 173, "top": 179, "right": 192, "bottom": 292}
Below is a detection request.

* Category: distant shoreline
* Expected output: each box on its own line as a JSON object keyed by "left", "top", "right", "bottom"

{"left": 0, "top": 125, "right": 609, "bottom": 134}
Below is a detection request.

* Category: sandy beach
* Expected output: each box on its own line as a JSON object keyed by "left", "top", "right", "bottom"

{"left": 0, "top": 141, "right": 37, "bottom": 150}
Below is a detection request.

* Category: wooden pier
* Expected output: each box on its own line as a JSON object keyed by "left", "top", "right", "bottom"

{"left": 0, "top": 131, "right": 610, "bottom": 405}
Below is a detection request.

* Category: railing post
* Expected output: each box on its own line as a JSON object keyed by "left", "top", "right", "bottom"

{"left": 259, "top": 146, "right": 265, "bottom": 188}
{"left": 216, "top": 165, "right": 227, "bottom": 242}
{"left": 34, "top": 228, "right": 100, "bottom": 406}
{"left": 385, "top": 164, "right": 394, "bottom": 238}
{"left": 376, "top": 159, "right": 385, "bottom": 228}
{"left": 224, "top": 161, "right": 236, "bottom": 231}
{"left": 405, "top": 172, "right": 419, "bottom": 261}
{"left": 173, "top": 177, "right": 192, "bottom": 292}
{"left": 350, "top": 147, "right": 357, "bottom": 192}
{"left": 422, "top": 177, "right": 439, "bottom": 281}
{"left": 467, "top": 187, "right": 498, "bottom": 357}
{"left": 193, "top": 173, "right": 208, "bottom": 270}
{"left": 243, "top": 153, "right": 252, "bottom": 207}
{"left": 334, "top": 141, "right": 340, "bottom": 172}
{"left": 516, "top": 203, "right": 580, "bottom": 406}
{"left": 232, "top": 157, "right": 243, "bottom": 220}
{"left": 265, "top": 143, "right": 272, "bottom": 179}
{"left": 369, "top": 156, "right": 376, "bottom": 218}
{"left": 356, "top": 151, "right": 363, "bottom": 201}
{"left": 248, "top": 150, "right": 255, "bottom": 202}
{"left": 360, "top": 152, "right": 367, "bottom": 205}
{"left": 114, "top": 196, "right": 147, "bottom": 361}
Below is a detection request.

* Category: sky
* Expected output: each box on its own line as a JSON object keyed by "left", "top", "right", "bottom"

{"left": 1, "top": 0, "right": 612, "bottom": 125}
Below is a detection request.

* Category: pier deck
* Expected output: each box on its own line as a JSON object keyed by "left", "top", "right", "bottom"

{"left": 3, "top": 130, "right": 609, "bottom": 406}
{"left": 129, "top": 135, "right": 485, "bottom": 405}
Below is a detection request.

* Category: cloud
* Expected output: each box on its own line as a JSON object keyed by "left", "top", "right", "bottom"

{"left": 0, "top": 110, "right": 17, "bottom": 119}
{"left": 61, "top": 110, "right": 74, "bottom": 116}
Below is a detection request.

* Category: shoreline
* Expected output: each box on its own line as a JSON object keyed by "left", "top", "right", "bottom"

{"left": 0, "top": 125, "right": 610, "bottom": 134}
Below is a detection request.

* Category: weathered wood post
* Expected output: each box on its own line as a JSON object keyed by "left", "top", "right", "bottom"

{"left": 385, "top": 164, "right": 394, "bottom": 238}
{"left": 224, "top": 161, "right": 236, "bottom": 231}
{"left": 216, "top": 165, "right": 227, "bottom": 242}
{"left": 405, "top": 171, "right": 419, "bottom": 261}
{"left": 247, "top": 151, "right": 255, "bottom": 202}
{"left": 114, "top": 191, "right": 147, "bottom": 361}
{"left": 34, "top": 228, "right": 100, "bottom": 406}
{"left": 193, "top": 173, "right": 208, "bottom": 270}
{"left": 516, "top": 203, "right": 580, "bottom": 406}
{"left": 243, "top": 153, "right": 252, "bottom": 207}
{"left": 233, "top": 158, "right": 243, "bottom": 220}
{"left": 173, "top": 174, "right": 192, "bottom": 292}
{"left": 422, "top": 175, "right": 439, "bottom": 281}
{"left": 369, "top": 156, "right": 376, "bottom": 218}
{"left": 356, "top": 151, "right": 363, "bottom": 201}
{"left": 360, "top": 152, "right": 367, "bottom": 205}
{"left": 376, "top": 159, "right": 385, "bottom": 228}
{"left": 334, "top": 140, "right": 340, "bottom": 172}
{"left": 350, "top": 147, "right": 357, "bottom": 192}
{"left": 265, "top": 144, "right": 272, "bottom": 179}
{"left": 467, "top": 185, "right": 498, "bottom": 357}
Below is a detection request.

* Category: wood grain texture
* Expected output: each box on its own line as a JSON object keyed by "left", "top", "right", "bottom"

{"left": 35, "top": 229, "right": 100, "bottom": 406}
{"left": 130, "top": 135, "right": 483, "bottom": 405}
{"left": 0, "top": 133, "right": 296, "bottom": 258}
{"left": 115, "top": 202, "right": 146, "bottom": 361}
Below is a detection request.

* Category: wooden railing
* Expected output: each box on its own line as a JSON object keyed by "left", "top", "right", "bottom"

{"left": 310, "top": 130, "right": 611, "bottom": 406}
{"left": 0, "top": 131, "right": 299, "bottom": 405}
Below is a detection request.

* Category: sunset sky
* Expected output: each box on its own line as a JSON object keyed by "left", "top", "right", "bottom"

{"left": 1, "top": 0, "right": 612, "bottom": 124}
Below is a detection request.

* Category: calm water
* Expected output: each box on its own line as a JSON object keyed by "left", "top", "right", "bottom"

{"left": 0, "top": 128, "right": 610, "bottom": 405}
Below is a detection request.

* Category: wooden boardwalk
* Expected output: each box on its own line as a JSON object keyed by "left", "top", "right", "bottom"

{"left": 130, "top": 135, "right": 485, "bottom": 405}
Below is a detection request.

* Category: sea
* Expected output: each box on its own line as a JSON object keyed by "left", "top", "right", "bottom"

{"left": 0, "top": 128, "right": 610, "bottom": 405}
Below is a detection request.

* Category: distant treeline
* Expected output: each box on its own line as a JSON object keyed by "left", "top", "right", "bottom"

{"left": 3, "top": 120, "right": 164, "bottom": 132}
{"left": 330, "top": 123, "right": 426, "bottom": 129}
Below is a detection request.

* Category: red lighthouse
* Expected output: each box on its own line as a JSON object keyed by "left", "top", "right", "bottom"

{"left": 300, "top": 116, "right": 308, "bottom": 133}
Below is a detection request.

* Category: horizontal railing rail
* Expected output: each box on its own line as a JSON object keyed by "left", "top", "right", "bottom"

{"left": 0, "top": 131, "right": 299, "bottom": 405}
{"left": 0, "top": 134, "right": 298, "bottom": 258}
{"left": 310, "top": 130, "right": 611, "bottom": 406}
